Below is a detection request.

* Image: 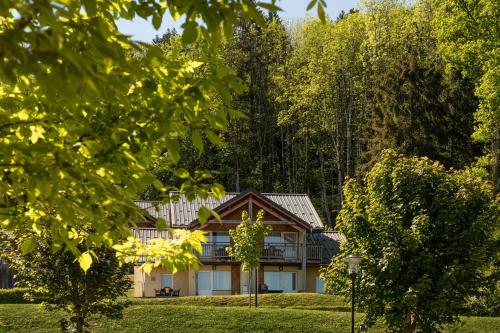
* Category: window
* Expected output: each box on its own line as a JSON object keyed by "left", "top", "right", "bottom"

{"left": 213, "top": 271, "right": 231, "bottom": 290}
{"left": 282, "top": 272, "right": 296, "bottom": 292}
{"left": 212, "top": 232, "right": 230, "bottom": 244}
{"left": 264, "top": 271, "right": 297, "bottom": 292}
{"left": 264, "top": 232, "right": 281, "bottom": 244}
{"left": 197, "top": 271, "right": 232, "bottom": 295}
{"left": 197, "top": 272, "right": 211, "bottom": 296}
{"left": 315, "top": 276, "right": 325, "bottom": 293}
{"left": 264, "top": 272, "right": 280, "bottom": 290}
{"left": 160, "top": 274, "right": 173, "bottom": 289}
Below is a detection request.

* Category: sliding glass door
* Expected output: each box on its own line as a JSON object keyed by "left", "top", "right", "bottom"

{"left": 197, "top": 272, "right": 212, "bottom": 296}
{"left": 264, "top": 271, "right": 297, "bottom": 292}
{"left": 196, "top": 271, "right": 232, "bottom": 295}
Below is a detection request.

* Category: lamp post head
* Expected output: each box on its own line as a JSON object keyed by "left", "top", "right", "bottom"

{"left": 342, "top": 255, "right": 363, "bottom": 276}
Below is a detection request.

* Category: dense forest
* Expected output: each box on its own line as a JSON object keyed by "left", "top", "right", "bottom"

{"left": 144, "top": 0, "right": 498, "bottom": 228}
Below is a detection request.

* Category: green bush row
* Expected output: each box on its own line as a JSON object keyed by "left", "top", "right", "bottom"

{"left": 0, "top": 288, "right": 42, "bottom": 304}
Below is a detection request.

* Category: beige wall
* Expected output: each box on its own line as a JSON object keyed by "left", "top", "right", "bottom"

{"left": 306, "top": 266, "right": 321, "bottom": 293}
{"left": 134, "top": 266, "right": 191, "bottom": 297}
{"left": 173, "top": 269, "right": 189, "bottom": 296}
{"left": 133, "top": 266, "right": 144, "bottom": 297}
{"left": 240, "top": 269, "right": 249, "bottom": 294}
{"left": 134, "top": 264, "right": 323, "bottom": 297}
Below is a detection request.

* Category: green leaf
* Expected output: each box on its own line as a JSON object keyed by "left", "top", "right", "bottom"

{"left": 174, "top": 168, "right": 190, "bottom": 179}
{"left": 21, "top": 238, "right": 36, "bottom": 255}
{"left": 78, "top": 252, "right": 93, "bottom": 272}
{"left": 257, "top": 2, "right": 282, "bottom": 12}
{"left": 152, "top": 13, "right": 163, "bottom": 30}
{"left": 152, "top": 179, "right": 164, "bottom": 191}
{"left": 191, "top": 130, "right": 203, "bottom": 152}
{"left": 142, "top": 262, "right": 153, "bottom": 275}
{"left": 205, "top": 129, "right": 223, "bottom": 146}
{"left": 182, "top": 21, "right": 199, "bottom": 44}
{"left": 317, "top": 3, "right": 326, "bottom": 22}
{"left": 156, "top": 217, "right": 168, "bottom": 231}
{"left": 82, "top": 0, "right": 97, "bottom": 17}
{"left": 165, "top": 140, "right": 180, "bottom": 164}
{"left": 306, "top": 0, "right": 317, "bottom": 11}
{"left": 198, "top": 206, "right": 215, "bottom": 224}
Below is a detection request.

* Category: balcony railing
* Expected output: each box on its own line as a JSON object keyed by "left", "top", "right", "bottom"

{"left": 198, "top": 242, "right": 232, "bottom": 260}
{"left": 196, "top": 242, "right": 324, "bottom": 262}
{"left": 261, "top": 243, "right": 301, "bottom": 261}
{"left": 306, "top": 245, "right": 323, "bottom": 262}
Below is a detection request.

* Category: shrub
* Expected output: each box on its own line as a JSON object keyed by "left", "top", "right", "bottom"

{"left": 0, "top": 288, "right": 42, "bottom": 304}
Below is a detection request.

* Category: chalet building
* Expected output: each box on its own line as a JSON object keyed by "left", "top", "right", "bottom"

{"left": 132, "top": 190, "right": 343, "bottom": 297}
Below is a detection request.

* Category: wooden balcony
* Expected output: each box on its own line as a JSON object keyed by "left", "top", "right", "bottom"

{"left": 198, "top": 242, "right": 233, "bottom": 262}
{"left": 261, "top": 243, "right": 301, "bottom": 262}
{"left": 306, "top": 245, "right": 323, "bottom": 263}
{"left": 130, "top": 229, "right": 327, "bottom": 264}
{"left": 196, "top": 242, "right": 323, "bottom": 263}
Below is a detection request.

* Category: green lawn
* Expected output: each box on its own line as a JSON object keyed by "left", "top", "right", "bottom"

{"left": 132, "top": 293, "right": 351, "bottom": 311}
{"left": 1, "top": 303, "right": 499, "bottom": 333}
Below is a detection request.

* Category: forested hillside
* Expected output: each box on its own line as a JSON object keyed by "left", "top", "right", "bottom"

{"left": 144, "top": 0, "right": 498, "bottom": 228}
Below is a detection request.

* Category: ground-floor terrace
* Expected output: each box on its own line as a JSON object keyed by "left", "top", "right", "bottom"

{"left": 134, "top": 264, "right": 326, "bottom": 297}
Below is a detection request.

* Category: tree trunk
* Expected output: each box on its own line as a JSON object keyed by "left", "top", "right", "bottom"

{"left": 248, "top": 269, "right": 252, "bottom": 308}
{"left": 319, "top": 140, "right": 332, "bottom": 228}
{"left": 74, "top": 311, "right": 85, "bottom": 333}
{"left": 254, "top": 266, "right": 258, "bottom": 308}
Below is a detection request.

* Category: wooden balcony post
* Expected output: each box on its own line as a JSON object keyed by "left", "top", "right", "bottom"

{"left": 302, "top": 231, "right": 307, "bottom": 291}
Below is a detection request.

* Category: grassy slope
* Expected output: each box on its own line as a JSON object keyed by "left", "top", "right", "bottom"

{"left": 1, "top": 304, "right": 499, "bottom": 333}
{"left": 133, "top": 293, "right": 350, "bottom": 311}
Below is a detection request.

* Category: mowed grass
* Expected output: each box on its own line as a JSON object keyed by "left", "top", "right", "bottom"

{"left": 132, "top": 293, "right": 351, "bottom": 311}
{"left": 1, "top": 303, "right": 499, "bottom": 333}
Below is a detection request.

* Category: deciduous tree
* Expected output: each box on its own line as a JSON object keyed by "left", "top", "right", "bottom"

{"left": 0, "top": 0, "right": 324, "bottom": 271}
{"left": 322, "top": 150, "right": 499, "bottom": 332}
{"left": 227, "top": 210, "right": 271, "bottom": 307}
{"left": 1, "top": 232, "right": 132, "bottom": 333}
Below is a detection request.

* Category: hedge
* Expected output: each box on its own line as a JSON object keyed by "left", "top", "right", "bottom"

{"left": 0, "top": 288, "right": 42, "bottom": 304}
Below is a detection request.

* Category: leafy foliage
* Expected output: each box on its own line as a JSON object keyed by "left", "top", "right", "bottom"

{"left": 227, "top": 210, "right": 271, "bottom": 272}
{"left": 322, "top": 150, "right": 499, "bottom": 332}
{"left": 434, "top": 0, "right": 500, "bottom": 191}
{"left": 1, "top": 233, "right": 133, "bottom": 333}
{"left": 0, "top": 288, "right": 41, "bottom": 304}
{"left": 114, "top": 228, "right": 207, "bottom": 275}
{"left": 0, "top": 0, "right": 325, "bottom": 271}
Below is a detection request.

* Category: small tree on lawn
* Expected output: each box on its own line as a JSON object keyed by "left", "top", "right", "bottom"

{"left": 322, "top": 150, "right": 499, "bottom": 333}
{"left": 1, "top": 232, "right": 132, "bottom": 333}
{"left": 227, "top": 210, "right": 271, "bottom": 307}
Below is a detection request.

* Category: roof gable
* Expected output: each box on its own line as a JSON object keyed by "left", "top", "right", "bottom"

{"left": 189, "top": 190, "right": 312, "bottom": 230}
{"left": 135, "top": 191, "right": 324, "bottom": 229}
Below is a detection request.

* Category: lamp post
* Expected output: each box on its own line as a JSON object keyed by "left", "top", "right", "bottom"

{"left": 342, "top": 255, "right": 363, "bottom": 333}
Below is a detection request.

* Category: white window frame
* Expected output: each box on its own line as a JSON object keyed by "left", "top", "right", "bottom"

{"left": 196, "top": 270, "right": 232, "bottom": 294}
{"left": 213, "top": 271, "right": 231, "bottom": 291}
{"left": 263, "top": 271, "right": 297, "bottom": 292}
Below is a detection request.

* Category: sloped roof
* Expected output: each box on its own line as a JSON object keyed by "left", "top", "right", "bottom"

{"left": 135, "top": 191, "right": 324, "bottom": 229}
{"left": 190, "top": 191, "right": 313, "bottom": 230}
{"left": 306, "top": 231, "right": 345, "bottom": 264}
